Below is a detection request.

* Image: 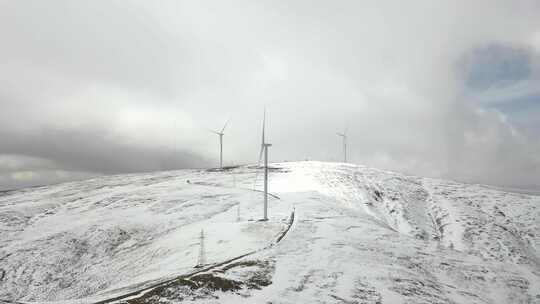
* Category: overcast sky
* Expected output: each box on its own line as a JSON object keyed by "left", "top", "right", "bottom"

{"left": 1, "top": 0, "right": 540, "bottom": 190}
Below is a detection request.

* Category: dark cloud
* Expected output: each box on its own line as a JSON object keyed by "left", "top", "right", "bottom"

{"left": 0, "top": 127, "right": 208, "bottom": 175}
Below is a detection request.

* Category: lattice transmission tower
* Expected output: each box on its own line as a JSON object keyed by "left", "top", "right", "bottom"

{"left": 195, "top": 229, "right": 206, "bottom": 268}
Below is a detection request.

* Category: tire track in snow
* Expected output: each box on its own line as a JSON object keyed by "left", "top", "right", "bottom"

{"left": 190, "top": 180, "right": 281, "bottom": 199}
{"left": 92, "top": 209, "right": 296, "bottom": 304}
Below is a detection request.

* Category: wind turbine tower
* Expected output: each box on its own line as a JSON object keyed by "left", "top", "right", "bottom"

{"left": 336, "top": 128, "right": 347, "bottom": 163}
{"left": 210, "top": 119, "right": 229, "bottom": 168}
{"left": 258, "top": 110, "right": 271, "bottom": 221}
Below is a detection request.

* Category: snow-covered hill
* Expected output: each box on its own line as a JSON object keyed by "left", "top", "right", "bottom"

{"left": 0, "top": 162, "right": 539, "bottom": 303}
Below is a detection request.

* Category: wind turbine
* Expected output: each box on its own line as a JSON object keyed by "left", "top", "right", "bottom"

{"left": 258, "top": 109, "right": 271, "bottom": 221}
{"left": 210, "top": 119, "right": 229, "bottom": 169}
{"left": 336, "top": 127, "right": 347, "bottom": 163}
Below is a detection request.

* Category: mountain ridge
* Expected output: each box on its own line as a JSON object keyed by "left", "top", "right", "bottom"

{"left": 0, "top": 161, "right": 539, "bottom": 303}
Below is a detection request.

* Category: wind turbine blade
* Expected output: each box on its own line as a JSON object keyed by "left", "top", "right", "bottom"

{"left": 258, "top": 109, "right": 266, "bottom": 166}
{"left": 221, "top": 118, "right": 230, "bottom": 133}
{"left": 207, "top": 128, "right": 220, "bottom": 135}
{"left": 258, "top": 145, "right": 264, "bottom": 166}
{"left": 262, "top": 109, "right": 266, "bottom": 145}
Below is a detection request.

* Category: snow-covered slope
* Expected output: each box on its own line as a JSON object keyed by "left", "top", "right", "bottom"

{"left": 1, "top": 161, "right": 539, "bottom": 303}
{"left": 0, "top": 168, "right": 293, "bottom": 302}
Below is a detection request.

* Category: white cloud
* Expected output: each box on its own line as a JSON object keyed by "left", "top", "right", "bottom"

{"left": 0, "top": 0, "right": 539, "bottom": 189}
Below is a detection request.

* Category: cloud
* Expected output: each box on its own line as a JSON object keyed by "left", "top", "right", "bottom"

{"left": 0, "top": 155, "right": 96, "bottom": 190}
{"left": 1, "top": 0, "right": 540, "bottom": 190}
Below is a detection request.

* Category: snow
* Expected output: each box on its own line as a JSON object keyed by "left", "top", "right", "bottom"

{"left": 1, "top": 161, "right": 539, "bottom": 303}
{"left": 0, "top": 169, "right": 291, "bottom": 302}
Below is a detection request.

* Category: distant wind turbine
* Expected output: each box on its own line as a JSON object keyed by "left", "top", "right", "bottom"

{"left": 336, "top": 127, "right": 347, "bottom": 163}
{"left": 209, "top": 119, "right": 229, "bottom": 169}
{"left": 258, "top": 109, "right": 272, "bottom": 221}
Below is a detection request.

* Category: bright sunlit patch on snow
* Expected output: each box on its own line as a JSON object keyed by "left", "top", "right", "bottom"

{"left": 11, "top": 170, "right": 37, "bottom": 181}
